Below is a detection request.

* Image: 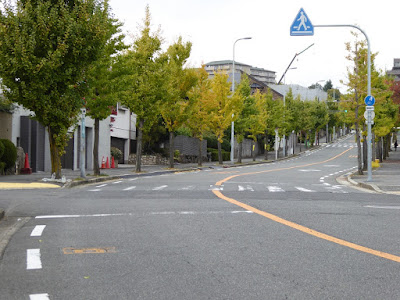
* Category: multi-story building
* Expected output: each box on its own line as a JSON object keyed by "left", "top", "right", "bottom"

{"left": 387, "top": 58, "right": 400, "bottom": 81}
{"left": 204, "top": 60, "right": 276, "bottom": 87}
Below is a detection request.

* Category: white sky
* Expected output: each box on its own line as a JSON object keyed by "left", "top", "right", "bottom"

{"left": 109, "top": 0, "right": 400, "bottom": 93}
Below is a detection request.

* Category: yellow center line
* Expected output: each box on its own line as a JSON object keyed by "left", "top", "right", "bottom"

{"left": 0, "top": 182, "right": 60, "bottom": 189}
{"left": 213, "top": 147, "right": 400, "bottom": 263}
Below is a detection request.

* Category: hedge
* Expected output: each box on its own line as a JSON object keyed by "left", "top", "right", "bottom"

{"left": 207, "top": 148, "right": 230, "bottom": 162}
{"left": 0, "top": 139, "right": 17, "bottom": 172}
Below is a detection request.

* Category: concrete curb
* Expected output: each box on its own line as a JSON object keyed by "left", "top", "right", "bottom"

{"left": 347, "top": 173, "right": 385, "bottom": 193}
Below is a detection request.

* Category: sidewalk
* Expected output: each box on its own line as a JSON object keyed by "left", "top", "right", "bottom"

{"left": 348, "top": 149, "right": 400, "bottom": 195}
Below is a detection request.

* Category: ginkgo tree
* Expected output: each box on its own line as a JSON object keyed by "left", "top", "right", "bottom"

{"left": 85, "top": 14, "right": 126, "bottom": 176}
{"left": 207, "top": 72, "right": 242, "bottom": 165}
{"left": 115, "top": 5, "right": 167, "bottom": 172}
{"left": 0, "top": 0, "right": 113, "bottom": 178}
{"left": 186, "top": 67, "right": 213, "bottom": 167}
{"left": 160, "top": 37, "right": 196, "bottom": 169}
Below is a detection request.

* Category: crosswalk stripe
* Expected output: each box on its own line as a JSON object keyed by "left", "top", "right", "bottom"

{"left": 267, "top": 186, "right": 284, "bottom": 192}
{"left": 295, "top": 187, "right": 315, "bottom": 192}
{"left": 123, "top": 186, "right": 136, "bottom": 191}
{"left": 152, "top": 185, "right": 168, "bottom": 191}
{"left": 238, "top": 185, "right": 254, "bottom": 192}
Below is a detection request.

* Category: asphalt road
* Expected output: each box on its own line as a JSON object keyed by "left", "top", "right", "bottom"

{"left": 1, "top": 136, "right": 400, "bottom": 299}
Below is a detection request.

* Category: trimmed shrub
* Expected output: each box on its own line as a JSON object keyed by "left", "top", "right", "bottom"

{"left": 110, "top": 147, "right": 122, "bottom": 160}
{"left": 0, "top": 140, "right": 4, "bottom": 160}
{"left": 207, "top": 148, "right": 230, "bottom": 162}
{"left": 0, "top": 139, "right": 17, "bottom": 171}
{"left": 204, "top": 135, "right": 230, "bottom": 152}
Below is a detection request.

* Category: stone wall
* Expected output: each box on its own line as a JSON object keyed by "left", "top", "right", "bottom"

{"left": 128, "top": 154, "right": 169, "bottom": 165}
{"left": 0, "top": 112, "right": 12, "bottom": 140}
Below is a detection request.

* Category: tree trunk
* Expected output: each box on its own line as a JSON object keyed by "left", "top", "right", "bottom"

{"left": 48, "top": 127, "right": 62, "bottom": 179}
{"left": 136, "top": 119, "right": 144, "bottom": 173}
{"left": 252, "top": 140, "right": 256, "bottom": 161}
{"left": 93, "top": 118, "right": 100, "bottom": 176}
{"left": 198, "top": 138, "right": 202, "bottom": 167}
{"left": 354, "top": 106, "right": 363, "bottom": 175}
{"left": 169, "top": 131, "right": 174, "bottom": 169}
{"left": 264, "top": 133, "right": 268, "bottom": 161}
{"left": 238, "top": 142, "right": 242, "bottom": 163}
{"left": 217, "top": 140, "right": 223, "bottom": 165}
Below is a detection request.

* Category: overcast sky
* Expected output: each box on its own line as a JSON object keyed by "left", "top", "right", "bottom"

{"left": 108, "top": 0, "right": 400, "bottom": 92}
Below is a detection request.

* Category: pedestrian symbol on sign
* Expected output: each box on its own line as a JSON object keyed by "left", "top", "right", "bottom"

{"left": 290, "top": 8, "right": 314, "bottom": 36}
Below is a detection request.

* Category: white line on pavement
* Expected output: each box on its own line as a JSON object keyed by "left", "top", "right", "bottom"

{"left": 152, "top": 185, "right": 168, "bottom": 191}
{"left": 123, "top": 186, "right": 136, "bottom": 191}
{"left": 35, "top": 210, "right": 254, "bottom": 219}
{"left": 364, "top": 205, "right": 400, "bottom": 210}
{"left": 96, "top": 184, "right": 107, "bottom": 188}
{"left": 295, "top": 187, "right": 315, "bottom": 192}
{"left": 30, "top": 294, "right": 50, "bottom": 300}
{"left": 267, "top": 186, "right": 284, "bottom": 192}
{"left": 30, "top": 225, "right": 46, "bottom": 237}
{"left": 27, "top": 249, "right": 42, "bottom": 270}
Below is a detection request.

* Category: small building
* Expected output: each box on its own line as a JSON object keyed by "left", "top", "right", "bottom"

{"left": 2, "top": 104, "right": 110, "bottom": 172}
{"left": 387, "top": 58, "right": 400, "bottom": 81}
{"left": 267, "top": 84, "right": 328, "bottom": 102}
{"left": 109, "top": 103, "right": 136, "bottom": 164}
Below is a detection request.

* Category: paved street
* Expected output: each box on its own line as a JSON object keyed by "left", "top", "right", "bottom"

{"left": 0, "top": 135, "right": 400, "bottom": 299}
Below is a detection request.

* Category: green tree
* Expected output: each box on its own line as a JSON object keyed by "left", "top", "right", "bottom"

{"left": 232, "top": 74, "right": 252, "bottom": 163}
{"left": 85, "top": 13, "right": 125, "bottom": 176}
{"left": 161, "top": 37, "right": 195, "bottom": 169}
{"left": 208, "top": 72, "right": 239, "bottom": 164}
{"left": 186, "top": 67, "right": 213, "bottom": 167}
{"left": 115, "top": 6, "right": 167, "bottom": 172}
{"left": 0, "top": 0, "right": 112, "bottom": 178}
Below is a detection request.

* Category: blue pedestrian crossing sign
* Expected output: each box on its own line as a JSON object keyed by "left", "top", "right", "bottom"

{"left": 290, "top": 8, "right": 314, "bottom": 36}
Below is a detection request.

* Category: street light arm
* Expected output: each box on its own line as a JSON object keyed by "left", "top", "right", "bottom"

{"left": 277, "top": 53, "right": 298, "bottom": 85}
{"left": 277, "top": 43, "right": 314, "bottom": 85}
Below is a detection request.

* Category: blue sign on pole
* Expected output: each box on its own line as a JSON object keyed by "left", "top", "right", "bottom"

{"left": 290, "top": 8, "right": 314, "bottom": 36}
{"left": 364, "top": 95, "right": 375, "bottom": 106}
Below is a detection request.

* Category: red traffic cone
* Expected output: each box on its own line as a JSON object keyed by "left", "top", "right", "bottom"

{"left": 106, "top": 157, "right": 110, "bottom": 169}
{"left": 101, "top": 156, "right": 106, "bottom": 169}
{"left": 21, "top": 153, "right": 32, "bottom": 174}
{"left": 111, "top": 156, "right": 115, "bottom": 168}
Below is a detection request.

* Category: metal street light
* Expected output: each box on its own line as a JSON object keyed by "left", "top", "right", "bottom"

{"left": 231, "top": 37, "right": 252, "bottom": 163}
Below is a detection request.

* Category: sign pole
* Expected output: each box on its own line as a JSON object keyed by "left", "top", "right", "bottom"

{"left": 314, "top": 24, "right": 372, "bottom": 181}
{"left": 290, "top": 11, "right": 373, "bottom": 181}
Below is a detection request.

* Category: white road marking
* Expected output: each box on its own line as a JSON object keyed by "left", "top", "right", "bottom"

{"left": 180, "top": 185, "right": 195, "bottom": 190}
{"left": 88, "top": 189, "right": 101, "bottom": 192}
{"left": 96, "top": 184, "right": 107, "bottom": 188}
{"left": 267, "top": 186, "right": 284, "bottom": 192}
{"left": 123, "top": 186, "right": 136, "bottom": 191}
{"left": 112, "top": 181, "right": 123, "bottom": 184}
{"left": 298, "top": 169, "right": 321, "bottom": 172}
{"left": 209, "top": 185, "right": 223, "bottom": 191}
{"left": 30, "top": 294, "right": 50, "bottom": 300}
{"left": 27, "top": 249, "right": 42, "bottom": 270}
{"left": 129, "top": 178, "right": 138, "bottom": 181}
{"left": 30, "top": 225, "right": 46, "bottom": 237}
{"left": 295, "top": 187, "right": 315, "bottom": 192}
{"left": 238, "top": 185, "right": 254, "bottom": 191}
{"left": 35, "top": 210, "right": 254, "bottom": 219}
{"left": 152, "top": 185, "right": 168, "bottom": 191}
{"left": 364, "top": 205, "right": 400, "bottom": 210}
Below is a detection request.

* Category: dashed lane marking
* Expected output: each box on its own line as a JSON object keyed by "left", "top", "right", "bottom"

{"left": 27, "top": 249, "right": 42, "bottom": 270}
{"left": 30, "top": 225, "right": 46, "bottom": 237}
